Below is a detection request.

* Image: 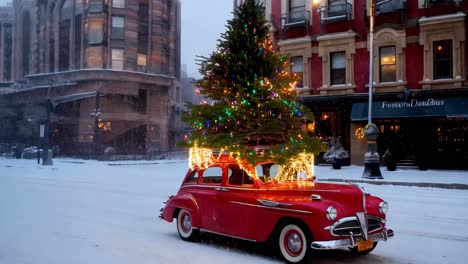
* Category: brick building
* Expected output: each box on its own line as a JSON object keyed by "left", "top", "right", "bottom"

{"left": 0, "top": 0, "right": 181, "bottom": 158}
{"left": 258, "top": 0, "right": 468, "bottom": 169}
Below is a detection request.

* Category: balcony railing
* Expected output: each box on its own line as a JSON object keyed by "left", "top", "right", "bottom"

{"left": 320, "top": 2, "right": 352, "bottom": 24}
{"left": 427, "top": 0, "right": 456, "bottom": 6}
{"left": 376, "top": 0, "right": 406, "bottom": 15}
{"left": 281, "top": 9, "right": 310, "bottom": 28}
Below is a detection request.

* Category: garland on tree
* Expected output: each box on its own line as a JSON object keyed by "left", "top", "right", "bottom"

{"left": 182, "top": 0, "right": 323, "bottom": 165}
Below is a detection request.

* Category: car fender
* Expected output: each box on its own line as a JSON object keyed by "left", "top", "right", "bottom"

{"left": 164, "top": 193, "right": 201, "bottom": 227}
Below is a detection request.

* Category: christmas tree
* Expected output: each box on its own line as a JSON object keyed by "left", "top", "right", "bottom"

{"left": 182, "top": 0, "right": 322, "bottom": 165}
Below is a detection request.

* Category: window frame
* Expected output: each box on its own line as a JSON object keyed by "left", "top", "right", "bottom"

{"left": 330, "top": 51, "right": 346, "bottom": 85}
{"left": 112, "top": 0, "right": 125, "bottom": 8}
{"left": 200, "top": 166, "right": 223, "bottom": 185}
{"left": 290, "top": 56, "right": 304, "bottom": 88}
{"left": 433, "top": 39, "right": 453, "bottom": 80}
{"left": 379, "top": 45, "right": 396, "bottom": 83}
{"left": 111, "top": 16, "right": 125, "bottom": 40}
{"left": 111, "top": 48, "right": 124, "bottom": 70}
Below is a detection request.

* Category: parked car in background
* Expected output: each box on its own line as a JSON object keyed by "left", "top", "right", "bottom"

{"left": 160, "top": 153, "right": 394, "bottom": 263}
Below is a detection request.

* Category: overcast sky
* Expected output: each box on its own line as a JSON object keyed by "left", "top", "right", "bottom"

{"left": 0, "top": 0, "right": 233, "bottom": 79}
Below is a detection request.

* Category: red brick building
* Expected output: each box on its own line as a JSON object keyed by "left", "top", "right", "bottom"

{"left": 262, "top": 0, "right": 468, "bottom": 169}
{"left": 0, "top": 0, "right": 181, "bottom": 158}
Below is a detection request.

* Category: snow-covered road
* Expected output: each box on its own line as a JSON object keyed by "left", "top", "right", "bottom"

{"left": 1, "top": 159, "right": 467, "bottom": 264}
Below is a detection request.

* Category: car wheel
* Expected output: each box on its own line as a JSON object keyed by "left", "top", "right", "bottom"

{"left": 350, "top": 241, "right": 378, "bottom": 255}
{"left": 176, "top": 209, "right": 199, "bottom": 241}
{"left": 278, "top": 223, "right": 310, "bottom": 263}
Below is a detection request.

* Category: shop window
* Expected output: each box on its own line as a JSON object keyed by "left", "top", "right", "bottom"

{"left": 111, "top": 16, "right": 125, "bottom": 40}
{"left": 111, "top": 48, "right": 124, "bottom": 70}
{"left": 330, "top": 51, "right": 345, "bottom": 85}
{"left": 291, "top": 56, "right": 303, "bottom": 87}
{"left": 433, "top": 40, "right": 452, "bottom": 79}
{"left": 112, "top": 0, "right": 125, "bottom": 8}
{"left": 379, "top": 46, "right": 396, "bottom": 82}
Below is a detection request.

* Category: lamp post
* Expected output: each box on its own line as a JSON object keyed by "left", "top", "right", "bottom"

{"left": 362, "top": 0, "right": 392, "bottom": 179}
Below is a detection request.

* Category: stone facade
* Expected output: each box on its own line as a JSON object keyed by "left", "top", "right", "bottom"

{"left": 0, "top": 0, "right": 181, "bottom": 158}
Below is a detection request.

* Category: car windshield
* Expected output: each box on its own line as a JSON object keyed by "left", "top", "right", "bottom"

{"left": 255, "top": 162, "right": 311, "bottom": 183}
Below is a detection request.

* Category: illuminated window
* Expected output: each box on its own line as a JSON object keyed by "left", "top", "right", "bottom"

{"left": 291, "top": 56, "right": 303, "bottom": 87}
{"left": 111, "top": 48, "right": 124, "bottom": 70}
{"left": 379, "top": 46, "right": 396, "bottom": 82}
{"left": 111, "top": 16, "right": 125, "bottom": 39}
{"left": 433, "top": 40, "right": 452, "bottom": 79}
{"left": 112, "top": 0, "right": 125, "bottom": 8}
{"left": 330, "top": 51, "right": 345, "bottom": 85}
{"left": 138, "top": 53, "right": 147, "bottom": 66}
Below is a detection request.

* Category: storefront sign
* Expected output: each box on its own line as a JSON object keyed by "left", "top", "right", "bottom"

{"left": 351, "top": 97, "right": 468, "bottom": 121}
{"left": 381, "top": 99, "right": 444, "bottom": 109}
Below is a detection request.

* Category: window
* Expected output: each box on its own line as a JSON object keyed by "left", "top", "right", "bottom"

{"left": 433, "top": 40, "right": 452, "bottom": 79}
{"left": 111, "top": 49, "right": 124, "bottom": 70}
{"left": 201, "top": 167, "right": 222, "bottom": 184}
{"left": 111, "top": 16, "right": 125, "bottom": 39}
{"left": 255, "top": 163, "right": 280, "bottom": 183}
{"left": 289, "top": 0, "right": 305, "bottom": 23}
{"left": 330, "top": 51, "right": 345, "bottom": 85}
{"left": 228, "top": 165, "right": 253, "bottom": 185}
{"left": 137, "top": 54, "right": 147, "bottom": 66}
{"left": 59, "top": 0, "right": 72, "bottom": 71}
{"left": 291, "top": 56, "right": 303, "bottom": 87}
{"left": 328, "top": 0, "right": 347, "bottom": 18}
{"left": 112, "top": 0, "right": 125, "bottom": 8}
{"left": 74, "top": 0, "right": 84, "bottom": 69}
{"left": 88, "top": 20, "right": 103, "bottom": 44}
{"left": 185, "top": 170, "right": 198, "bottom": 183}
{"left": 22, "top": 12, "right": 31, "bottom": 76}
{"left": 379, "top": 46, "right": 396, "bottom": 82}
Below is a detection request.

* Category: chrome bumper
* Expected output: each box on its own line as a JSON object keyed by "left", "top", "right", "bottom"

{"left": 311, "top": 228, "right": 394, "bottom": 250}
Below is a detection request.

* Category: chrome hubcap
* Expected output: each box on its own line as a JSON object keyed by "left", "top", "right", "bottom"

{"left": 183, "top": 214, "right": 191, "bottom": 231}
{"left": 287, "top": 233, "right": 302, "bottom": 253}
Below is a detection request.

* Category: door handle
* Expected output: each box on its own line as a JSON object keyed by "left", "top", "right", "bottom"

{"left": 215, "top": 187, "right": 229, "bottom": 192}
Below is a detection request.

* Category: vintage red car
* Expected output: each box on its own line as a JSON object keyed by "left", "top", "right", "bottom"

{"left": 160, "top": 153, "right": 394, "bottom": 263}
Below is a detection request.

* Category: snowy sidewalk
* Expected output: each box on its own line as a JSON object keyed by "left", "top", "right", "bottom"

{"left": 1, "top": 158, "right": 468, "bottom": 189}
{"left": 314, "top": 164, "right": 468, "bottom": 190}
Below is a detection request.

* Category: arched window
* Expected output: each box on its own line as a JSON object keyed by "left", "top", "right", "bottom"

{"left": 49, "top": 2, "right": 56, "bottom": 72}
{"left": 74, "top": 0, "right": 84, "bottom": 69}
{"left": 59, "top": 0, "right": 72, "bottom": 71}
{"left": 22, "top": 12, "right": 31, "bottom": 76}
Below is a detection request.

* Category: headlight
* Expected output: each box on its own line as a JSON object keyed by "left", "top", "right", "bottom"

{"left": 326, "top": 206, "right": 338, "bottom": 220}
{"left": 379, "top": 201, "right": 389, "bottom": 215}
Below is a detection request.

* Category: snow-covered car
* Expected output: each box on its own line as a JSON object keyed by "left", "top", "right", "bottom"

{"left": 160, "top": 153, "right": 394, "bottom": 263}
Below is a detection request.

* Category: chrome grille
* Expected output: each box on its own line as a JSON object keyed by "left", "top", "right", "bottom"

{"left": 330, "top": 216, "right": 384, "bottom": 237}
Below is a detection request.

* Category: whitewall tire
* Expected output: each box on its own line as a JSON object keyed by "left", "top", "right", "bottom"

{"left": 176, "top": 209, "right": 199, "bottom": 241}
{"left": 278, "top": 224, "right": 309, "bottom": 263}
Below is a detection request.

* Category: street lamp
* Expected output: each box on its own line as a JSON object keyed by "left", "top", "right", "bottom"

{"left": 362, "top": 0, "right": 395, "bottom": 179}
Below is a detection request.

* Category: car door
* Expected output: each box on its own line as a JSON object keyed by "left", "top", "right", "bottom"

{"left": 215, "top": 164, "right": 258, "bottom": 240}
{"left": 193, "top": 165, "right": 224, "bottom": 233}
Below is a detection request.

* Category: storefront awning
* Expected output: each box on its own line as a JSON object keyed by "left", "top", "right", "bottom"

{"left": 351, "top": 97, "right": 468, "bottom": 121}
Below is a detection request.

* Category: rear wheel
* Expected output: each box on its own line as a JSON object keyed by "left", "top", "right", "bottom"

{"left": 176, "top": 209, "right": 199, "bottom": 241}
{"left": 278, "top": 223, "right": 310, "bottom": 263}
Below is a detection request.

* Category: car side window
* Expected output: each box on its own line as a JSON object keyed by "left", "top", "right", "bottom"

{"left": 185, "top": 170, "right": 198, "bottom": 183}
{"left": 201, "top": 166, "right": 222, "bottom": 184}
{"left": 228, "top": 165, "right": 253, "bottom": 186}
{"left": 256, "top": 163, "right": 280, "bottom": 182}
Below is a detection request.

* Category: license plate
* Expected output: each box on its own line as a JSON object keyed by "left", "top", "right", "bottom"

{"left": 357, "top": 240, "right": 373, "bottom": 252}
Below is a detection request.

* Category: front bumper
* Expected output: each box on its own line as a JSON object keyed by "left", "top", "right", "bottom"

{"left": 311, "top": 228, "right": 394, "bottom": 250}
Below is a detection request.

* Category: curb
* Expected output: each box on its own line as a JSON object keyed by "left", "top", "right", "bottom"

{"left": 319, "top": 178, "right": 468, "bottom": 190}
